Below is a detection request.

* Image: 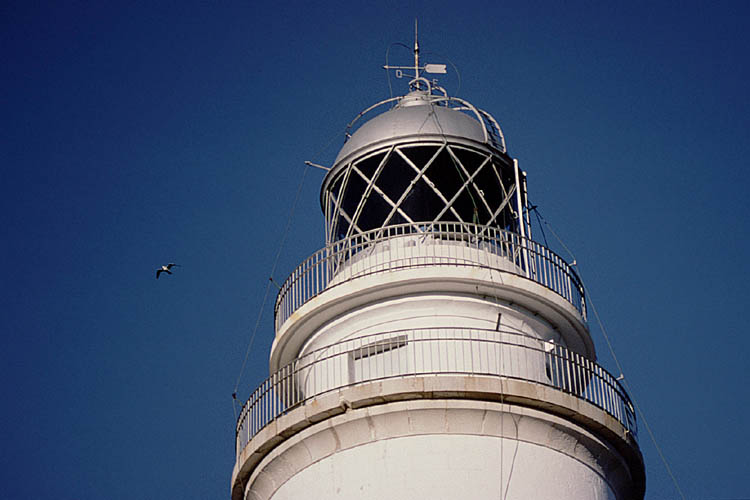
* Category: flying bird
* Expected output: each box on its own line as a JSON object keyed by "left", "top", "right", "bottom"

{"left": 156, "top": 263, "right": 180, "bottom": 279}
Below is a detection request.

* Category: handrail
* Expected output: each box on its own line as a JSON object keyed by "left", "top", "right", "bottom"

{"left": 274, "top": 222, "right": 586, "bottom": 332}
{"left": 235, "top": 328, "right": 636, "bottom": 458}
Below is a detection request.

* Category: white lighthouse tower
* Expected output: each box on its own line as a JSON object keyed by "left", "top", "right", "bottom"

{"left": 232, "top": 39, "right": 645, "bottom": 500}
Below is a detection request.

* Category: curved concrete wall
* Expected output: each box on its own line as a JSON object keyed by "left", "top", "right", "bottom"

{"left": 242, "top": 400, "right": 635, "bottom": 500}
{"left": 271, "top": 434, "right": 616, "bottom": 500}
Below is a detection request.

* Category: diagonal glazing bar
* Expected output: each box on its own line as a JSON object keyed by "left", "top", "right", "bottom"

{"left": 429, "top": 148, "right": 492, "bottom": 226}
{"left": 397, "top": 147, "right": 467, "bottom": 226}
{"left": 344, "top": 146, "right": 395, "bottom": 240}
{"left": 490, "top": 161, "right": 512, "bottom": 203}
{"left": 369, "top": 182, "right": 418, "bottom": 229}
{"left": 329, "top": 163, "right": 355, "bottom": 245}
{"left": 378, "top": 143, "right": 447, "bottom": 234}
{"left": 477, "top": 183, "right": 517, "bottom": 239}
{"left": 446, "top": 147, "right": 495, "bottom": 220}
{"left": 324, "top": 190, "right": 334, "bottom": 243}
{"left": 333, "top": 207, "right": 369, "bottom": 268}
{"left": 487, "top": 160, "right": 519, "bottom": 227}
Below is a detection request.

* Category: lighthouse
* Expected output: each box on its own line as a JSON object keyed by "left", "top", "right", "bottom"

{"left": 231, "top": 39, "right": 645, "bottom": 500}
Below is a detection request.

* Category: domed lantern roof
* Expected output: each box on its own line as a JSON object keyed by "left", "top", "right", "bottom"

{"left": 332, "top": 89, "right": 495, "bottom": 168}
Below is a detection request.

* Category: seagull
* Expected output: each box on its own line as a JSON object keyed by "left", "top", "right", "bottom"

{"left": 156, "top": 263, "right": 180, "bottom": 279}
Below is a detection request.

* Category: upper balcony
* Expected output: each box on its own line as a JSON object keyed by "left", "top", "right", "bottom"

{"left": 274, "top": 222, "right": 586, "bottom": 333}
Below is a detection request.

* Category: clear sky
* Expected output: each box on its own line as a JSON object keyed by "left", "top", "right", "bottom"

{"left": 2, "top": 1, "right": 748, "bottom": 499}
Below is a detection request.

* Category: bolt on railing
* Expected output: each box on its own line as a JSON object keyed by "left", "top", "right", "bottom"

{"left": 236, "top": 328, "right": 635, "bottom": 458}
{"left": 274, "top": 222, "right": 585, "bottom": 332}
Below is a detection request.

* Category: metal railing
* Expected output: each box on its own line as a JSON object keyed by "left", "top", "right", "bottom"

{"left": 275, "top": 222, "right": 585, "bottom": 331}
{"left": 236, "top": 328, "right": 636, "bottom": 458}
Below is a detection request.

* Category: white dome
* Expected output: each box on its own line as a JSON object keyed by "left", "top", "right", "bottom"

{"left": 333, "top": 92, "right": 489, "bottom": 167}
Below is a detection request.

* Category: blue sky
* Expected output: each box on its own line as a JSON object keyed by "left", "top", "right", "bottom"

{"left": 2, "top": 1, "right": 748, "bottom": 499}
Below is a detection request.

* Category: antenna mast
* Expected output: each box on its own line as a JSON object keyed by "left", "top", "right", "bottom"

{"left": 382, "top": 21, "right": 447, "bottom": 90}
{"left": 414, "top": 19, "right": 420, "bottom": 81}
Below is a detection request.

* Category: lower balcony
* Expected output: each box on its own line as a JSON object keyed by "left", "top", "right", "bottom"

{"left": 235, "top": 328, "right": 636, "bottom": 459}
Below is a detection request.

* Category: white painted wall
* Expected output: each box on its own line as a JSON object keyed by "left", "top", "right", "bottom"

{"left": 270, "top": 434, "right": 616, "bottom": 500}
{"left": 294, "top": 290, "right": 567, "bottom": 400}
